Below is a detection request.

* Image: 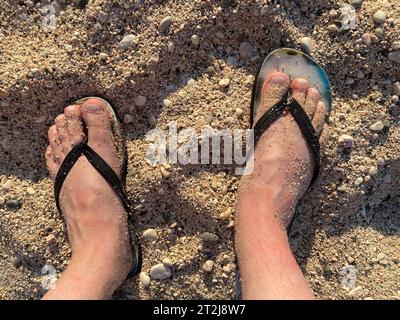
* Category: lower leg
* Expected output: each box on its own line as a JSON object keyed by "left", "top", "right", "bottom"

{"left": 236, "top": 187, "right": 315, "bottom": 300}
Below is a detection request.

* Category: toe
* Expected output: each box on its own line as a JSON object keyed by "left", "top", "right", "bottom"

{"left": 303, "top": 87, "right": 319, "bottom": 119}
{"left": 255, "top": 71, "right": 290, "bottom": 124}
{"left": 64, "top": 104, "right": 85, "bottom": 146}
{"left": 48, "top": 125, "right": 64, "bottom": 164}
{"left": 45, "top": 145, "right": 58, "bottom": 177}
{"left": 81, "top": 98, "right": 120, "bottom": 174}
{"left": 312, "top": 101, "right": 327, "bottom": 136}
{"left": 55, "top": 114, "right": 72, "bottom": 153}
{"left": 291, "top": 77, "right": 309, "bottom": 106}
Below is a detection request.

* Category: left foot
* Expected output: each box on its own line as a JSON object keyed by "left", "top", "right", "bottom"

{"left": 44, "top": 98, "right": 132, "bottom": 299}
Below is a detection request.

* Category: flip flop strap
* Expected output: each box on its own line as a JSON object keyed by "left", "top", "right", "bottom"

{"left": 53, "top": 142, "right": 141, "bottom": 276}
{"left": 253, "top": 95, "right": 320, "bottom": 184}
{"left": 54, "top": 142, "right": 130, "bottom": 214}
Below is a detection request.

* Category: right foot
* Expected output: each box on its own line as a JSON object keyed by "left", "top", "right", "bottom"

{"left": 45, "top": 98, "right": 132, "bottom": 297}
{"left": 240, "top": 71, "right": 328, "bottom": 227}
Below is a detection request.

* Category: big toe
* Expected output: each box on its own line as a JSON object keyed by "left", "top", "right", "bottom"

{"left": 81, "top": 98, "right": 120, "bottom": 175}
{"left": 255, "top": 71, "right": 290, "bottom": 124}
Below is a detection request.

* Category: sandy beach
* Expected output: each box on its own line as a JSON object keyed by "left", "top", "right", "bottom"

{"left": 0, "top": 0, "right": 399, "bottom": 300}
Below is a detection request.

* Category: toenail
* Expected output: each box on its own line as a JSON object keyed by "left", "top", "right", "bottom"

{"left": 86, "top": 104, "right": 102, "bottom": 112}
{"left": 270, "top": 75, "right": 287, "bottom": 85}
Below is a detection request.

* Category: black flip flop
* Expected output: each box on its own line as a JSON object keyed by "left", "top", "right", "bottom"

{"left": 250, "top": 48, "right": 332, "bottom": 229}
{"left": 53, "top": 96, "right": 142, "bottom": 277}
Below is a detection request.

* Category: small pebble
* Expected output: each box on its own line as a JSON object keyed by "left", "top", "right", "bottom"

{"left": 119, "top": 34, "right": 138, "bottom": 49}
{"left": 64, "top": 44, "right": 73, "bottom": 53}
{"left": 5, "top": 199, "right": 20, "bottom": 210}
{"left": 391, "top": 95, "right": 399, "bottom": 104}
{"left": 159, "top": 16, "right": 172, "bottom": 34}
{"left": 97, "top": 11, "right": 108, "bottom": 23}
{"left": 98, "top": 52, "right": 108, "bottom": 62}
{"left": 162, "top": 99, "right": 172, "bottom": 107}
{"left": 167, "top": 41, "right": 175, "bottom": 53}
{"left": 134, "top": 95, "right": 147, "bottom": 106}
{"left": 368, "top": 166, "right": 378, "bottom": 176}
{"left": 370, "top": 121, "right": 384, "bottom": 131}
{"left": 372, "top": 10, "right": 387, "bottom": 24}
{"left": 150, "top": 263, "right": 171, "bottom": 280}
{"left": 218, "top": 78, "right": 230, "bottom": 88}
{"left": 338, "top": 134, "right": 353, "bottom": 149}
{"left": 150, "top": 53, "right": 160, "bottom": 63}
{"left": 2, "top": 179, "right": 13, "bottom": 190}
{"left": 235, "top": 108, "right": 243, "bottom": 118}
{"left": 202, "top": 260, "right": 214, "bottom": 273}
{"left": 139, "top": 272, "right": 151, "bottom": 287}
{"left": 0, "top": 197, "right": 5, "bottom": 207}
{"left": 45, "top": 234, "right": 56, "bottom": 246}
{"left": 239, "top": 41, "right": 254, "bottom": 58}
{"left": 393, "top": 82, "right": 400, "bottom": 96}
{"left": 160, "top": 166, "right": 170, "bottom": 178}
{"left": 350, "top": 0, "right": 363, "bottom": 8}
{"left": 327, "top": 24, "right": 339, "bottom": 32}
{"left": 162, "top": 258, "right": 174, "bottom": 268}
{"left": 30, "top": 68, "right": 40, "bottom": 77}
{"left": 222, "top": 264, "right": 232, "bottom": 274}
{"left": 187, "top": 78, "right": 196, "bottom": 86}
{"left": 300, "top": 37, "right": 314, "bottom": 54}
{"left": 143, "top": 228, "right": 157, "bottom": 240}
{"left": 124, "top": 114, "right": 133, "bottom": 124}
{"left": 191, "top": 35, "right": 200, "bottom": 46}
{"left": 201, "top": 232, "right": 219, "bottom": 242}
{"left": 388, "top": 52, "right": 400, "bottom": 64}
{"left": 12, "top": 256, "right": 22, "bottom": 268}
{"left": 354, "top": 177, "right": 363, "bottom": 186}
{"left": 26, "top": 187, "right": 35, "bottom": 195}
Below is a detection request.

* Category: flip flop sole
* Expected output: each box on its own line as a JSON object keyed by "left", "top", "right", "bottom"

{"left": 252, "top": 48, "right": 332, "bottom": 123}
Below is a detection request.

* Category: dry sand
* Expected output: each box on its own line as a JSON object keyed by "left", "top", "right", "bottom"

{"left": 0, "top": 0, "right": 399, "bottom": 300}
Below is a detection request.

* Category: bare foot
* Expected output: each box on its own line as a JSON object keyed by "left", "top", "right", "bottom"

{"left": 44, "top": 98, "right": 132, "bottom": 299}
{"left": 240, "top": 71, "right": 327, "bottom": 227}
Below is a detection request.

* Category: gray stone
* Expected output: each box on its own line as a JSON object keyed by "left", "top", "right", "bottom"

{"left": 98, "top": 52, "right": 108, "bottom": 62}
{"left": 350, "top": 0, "right": 363, "bottom": 8}
{"left": 191, "top": 35, "right": 200, "bottom": 46}
{"left": 139, "top": 272, "right": 151, "bottom": 287}
{"left": 393, "top": 82, "right": 400, "bottom": 96}
{"left": 239, "top": 41, "right": 254, "bottom": 58}
{"left": 134, "top": 95, "right": 147, "bottom": 106}
{"left": 167, "top": 41, "right": 175, "bottom": 53}
{"left": 327, "top": 24, "right": 339, "bottom": 32}
{"left": 300, "top": 37, "right": 314, "bottom": 54}
{"left": 159, "top": 16, "right": 172, "bottom": 34}
{"left": 370, "top": 120, "right": 384, "bottom": 131}
{"left": 218, "top": 78, "right": 230, "bottom": 88}
{"left": 5, "top": 199, "right": 20, "bottom": 210}
{"left": 150, "top": 263, "right": 171, "bottom": 280}
{"left": 123, "top": 114, "right": 133, "bottom": 124}
{"left": 373, "top": 10, "right": 387, "bottom": 24}
{"left": 201, "top": 232, "right": 219, "bottom": 242}
{"left": 388, "top": 51, "right": 400, "bottom": 64}
{"left": 119, "top": 34, "right": 138, "bottom": 49}
{"left": 143, "top": 228, "right": 157, "bottom": 240}
{"left": 202, "top": 260, "right": 214, "bottom": 273}
{"left": 338, "top": 134, "right": 354, "bottom": 149}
